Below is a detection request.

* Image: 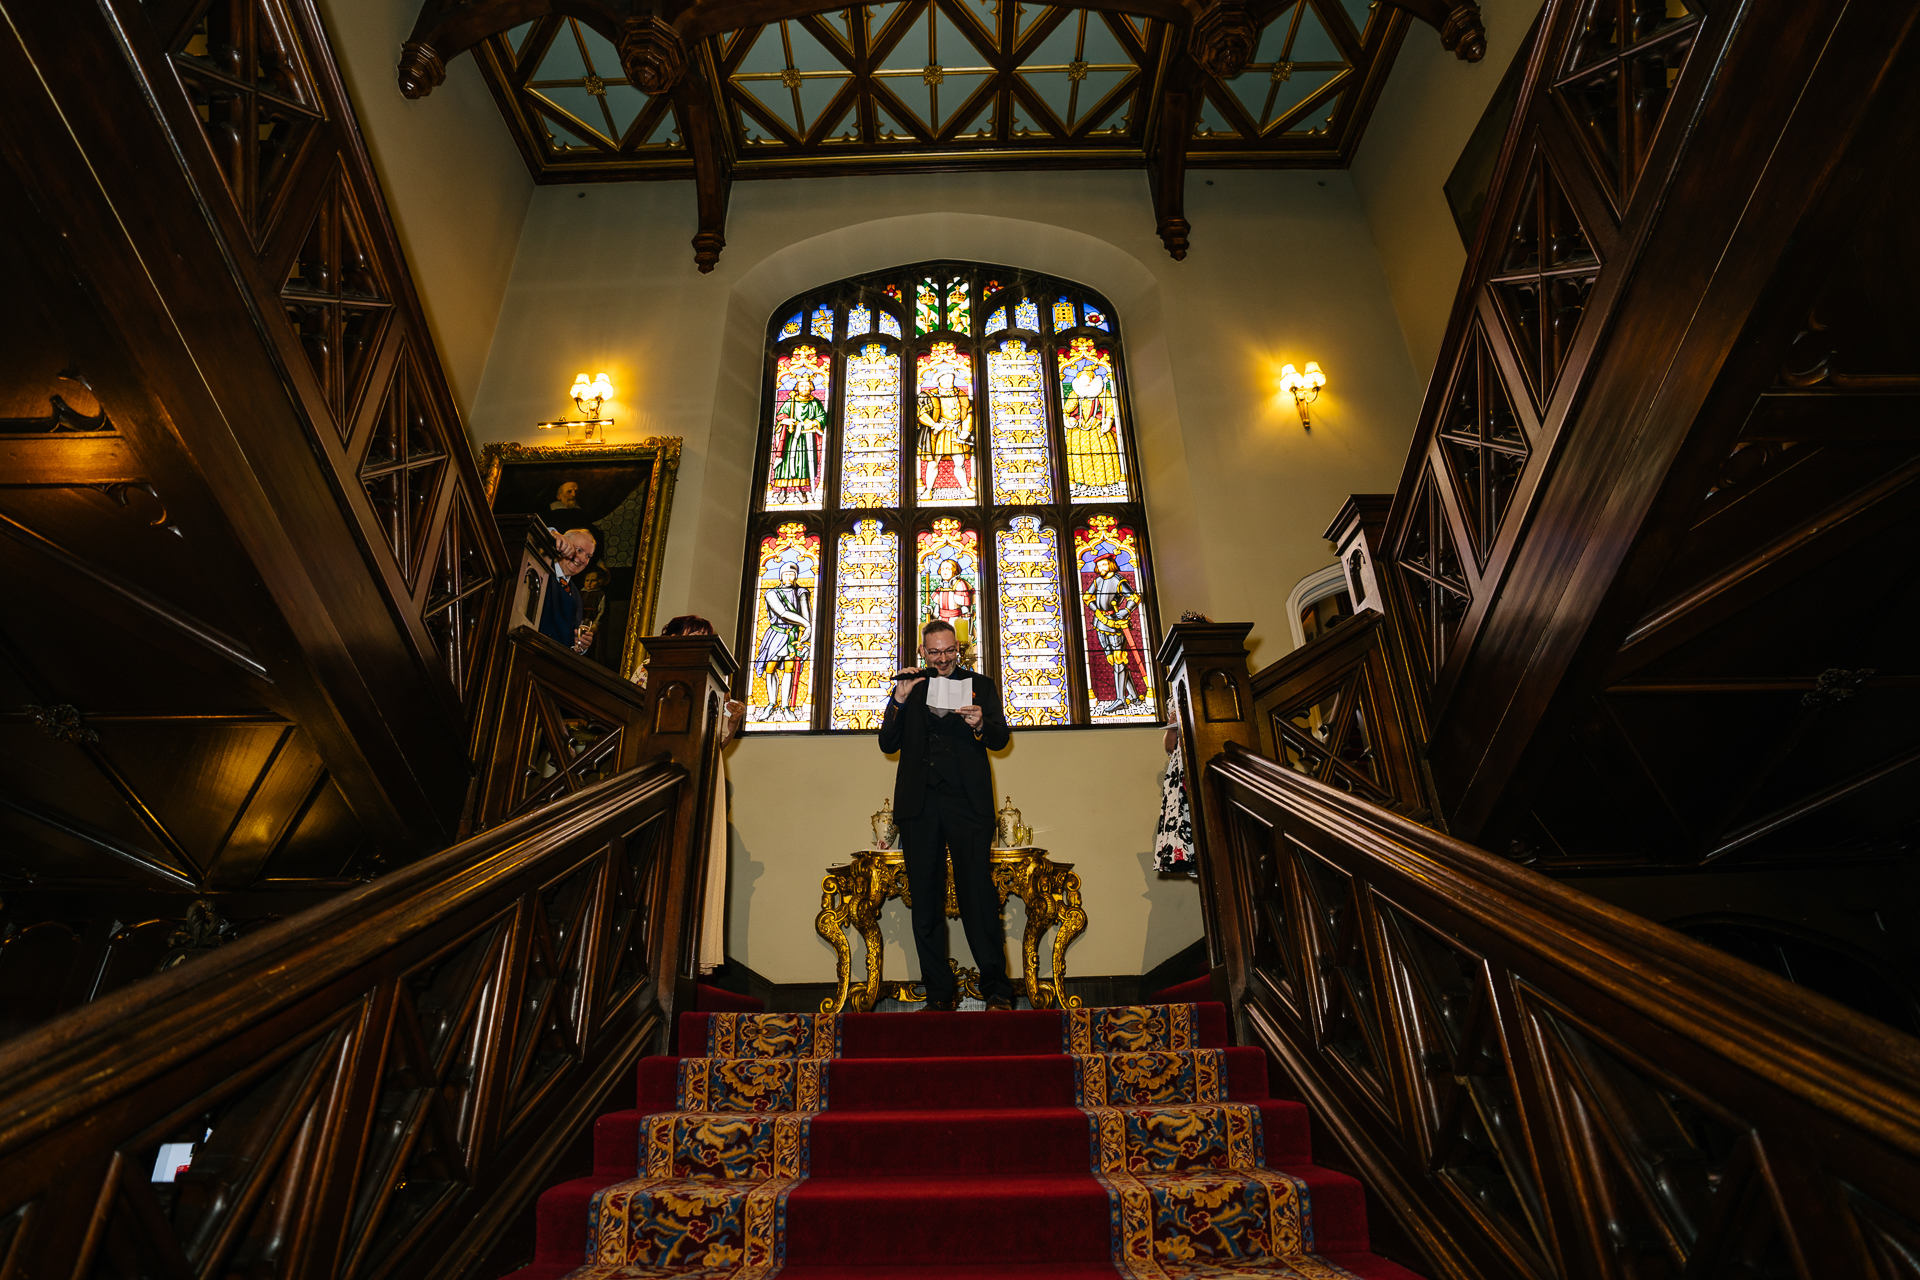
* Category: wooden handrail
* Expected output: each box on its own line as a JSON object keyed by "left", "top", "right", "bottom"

{"left": 1205, "top": 741, "right": 1920, "bottom": 1280}
{"left": 0, "top": 760, "right": 695, "bottom": 1280}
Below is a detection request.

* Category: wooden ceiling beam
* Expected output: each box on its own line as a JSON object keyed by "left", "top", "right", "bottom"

{"left": 1378, "top": 0, "right": 1486, "bottom": 61}
{"left": 674, "top": 63, "right": 734, "bottom": 272}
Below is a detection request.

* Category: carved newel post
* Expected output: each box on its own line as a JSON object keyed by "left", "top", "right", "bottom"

{"left": 1157, "top": 621, "right": 1258, "bottom": 1007}
{"left": 637, "top": 634, "right": 738, "bottom": 1025}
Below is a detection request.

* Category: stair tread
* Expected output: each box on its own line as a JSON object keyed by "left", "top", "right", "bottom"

{"left": 519, "top": 1003, "right": 1422, "bottom": 1278}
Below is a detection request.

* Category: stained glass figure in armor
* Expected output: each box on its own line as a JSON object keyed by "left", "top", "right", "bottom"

{"left": 1058, "top": 337, "right": 1129, "bottom": 498}
{"left": 756, "top": 560, "right": 813, "bottom": 722}
{"left": 1075, "top": 515, "right": 1154, "bottom": 720}
{"left": 1084, "top": 556, "right": 1139, "bottom": 704}
{"left": 915, "top": 344, "right": 976, "bottom": 503}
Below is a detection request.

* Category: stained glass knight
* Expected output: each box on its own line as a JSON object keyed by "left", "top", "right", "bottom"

{"left": 1084, "top": 554, "right": 1140, "bottom": 709}
{"left": 756, "top": 562, "right": 812, "bottom": 721}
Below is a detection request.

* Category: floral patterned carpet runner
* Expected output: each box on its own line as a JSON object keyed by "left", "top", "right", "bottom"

{"left": 542, "top": 1005, "right": 1395, "bottom": 1280}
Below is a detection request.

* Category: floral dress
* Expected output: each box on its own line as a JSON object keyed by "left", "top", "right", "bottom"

{"left": 1153, "top": 743, "right": 1197, "bottom": 875}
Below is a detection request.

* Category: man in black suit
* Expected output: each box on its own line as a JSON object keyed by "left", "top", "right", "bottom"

{"left": 877, "top": 619, "right": 1014, "bottom": 1011}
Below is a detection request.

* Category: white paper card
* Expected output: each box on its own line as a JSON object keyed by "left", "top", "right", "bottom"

{"left": 926, "top": 676, "right": 972, "bottom": 715}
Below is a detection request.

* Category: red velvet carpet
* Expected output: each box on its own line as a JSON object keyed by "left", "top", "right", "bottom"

{"left": 505, "top": 1004, "right": 1423, "bottom": 1279}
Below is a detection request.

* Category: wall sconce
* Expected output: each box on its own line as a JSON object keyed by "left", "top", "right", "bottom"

{"left": 536, "top": 372, "right": 615, "bottom": 443}
{"left": 1279, "top": 361, "right": 1326, "bottom": 427}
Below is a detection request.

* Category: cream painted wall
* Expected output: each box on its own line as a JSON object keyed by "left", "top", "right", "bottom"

{"left": 1351, "top": 0, "right": 1544, "bottom": 386}
{"left": 724, "top": 728, "right": 1196, "bottom": 985}
{"left": 313, "top": 0, "right": 533, "bottom": 419}
{"left": 469, "top": 168, "right": 1428, "bottom": 981}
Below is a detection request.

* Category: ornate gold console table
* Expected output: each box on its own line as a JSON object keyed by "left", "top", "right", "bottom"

{"left": 815, "top": 847, "right": 1087, "bottom": 1012}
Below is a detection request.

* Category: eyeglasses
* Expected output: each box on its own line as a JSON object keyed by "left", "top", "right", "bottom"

{"left": 924, "top": 646, "right": 959, "bottom": 658}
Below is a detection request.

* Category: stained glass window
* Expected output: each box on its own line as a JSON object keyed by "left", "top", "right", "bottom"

{"left": 840, "top": 344, "right": 900, "bottom": 508}
{"left": 916, "top": 279, "right": 940, "bottom": 334}
{"left": 915, "top": 343, "right": 977, "bottom": 506}
{"left": 744, "top": 523, "right": 820, "bottom": 730}
{"left": 987, "top": 339, "right": 1052, "bottom": 505}
{"left": 996, "top": 516, "right": 1069, "bottom": 726}
{"left": 945, "top": 279, "right": 970, "bottom": 335}
{"left": 918, "top": 518, "right": 984, "bottom": 669}
{"left": 1058, "top": 337, "right": 1131, "bottom": 500}
{"left": 764, "top": 345, "right": 831, "bottom": 509}
{"left": 1073, "top": 514, "right": 1155, "bottom": 723}
{"left": 743, "top": 261, "right": 1156, "bottom": 731}
{"left": 830, "top": 519, "right": 899, "bottom": 729}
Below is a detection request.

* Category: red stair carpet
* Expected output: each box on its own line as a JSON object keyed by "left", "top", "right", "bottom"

{"left": 507, "top": 1003, "right": 1424, "bottom": 1279}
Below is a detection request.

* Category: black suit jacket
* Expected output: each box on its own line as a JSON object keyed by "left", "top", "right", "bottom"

{"left": 877, "top": 667, "right": 1012, "bottom": 820}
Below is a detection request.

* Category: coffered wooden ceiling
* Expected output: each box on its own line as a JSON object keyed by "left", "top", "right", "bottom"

{"left": 477, "top": 0, "right": 1388, "bottom": 179}
{"left": 399, "top": 0, "right": 1488, "bottom": 267}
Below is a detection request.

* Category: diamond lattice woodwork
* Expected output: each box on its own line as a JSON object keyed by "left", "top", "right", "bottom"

{"left": 359, "top": 350, "right": 449, "bottom": 586}
{"left": 1555, "top": 0, "right": 1704, "bottom": 208}
{"left": 0, "top": 761, "right": 700, "bottom": 1280}
{"left": 1394, "top": 470, "right": 1472, "bottom": 678}
{"left": 422, "top": 491, "right": 496, "bottom": 701}
{"left": 282, "top": 177, "right": 393, "bottom": 438}
{"left": 1488, "top": 154, "right": 1601, "bottom": 409}
{"left": 1439, "top": 326, "right": 1532, "bottom": 565}
{"left": 1177, "top": 745, "right": 1920, "bottom": 1280}
{"left": 164, "top": 0, "right": 323, "bottom": 240}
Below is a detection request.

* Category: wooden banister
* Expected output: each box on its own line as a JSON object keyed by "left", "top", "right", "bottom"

{"left": 0, "top": 760, "right": 698, "bottom": 1280}
{"left": 1203, "top": 741, "right": 1920, "bottom": 1280}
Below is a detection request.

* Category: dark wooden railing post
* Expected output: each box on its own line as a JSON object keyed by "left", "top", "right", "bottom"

{"left": 627, "top": 634, "right": 737, "bottom": 1027}
{"left": 1157, "top": 622, "right": 1259, "bottom": 1008}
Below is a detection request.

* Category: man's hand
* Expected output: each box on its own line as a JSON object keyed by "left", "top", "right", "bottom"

{"left": 892, "top": 673, "right": 926, "bottom": 704}
{"left": 958, "top": 701, "right": 983, "bottom": 729}
{"left": 573, "top": 624, "right": 594, "bottom": 654}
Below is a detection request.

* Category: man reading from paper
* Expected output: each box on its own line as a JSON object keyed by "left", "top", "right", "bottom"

{"left": 877, "top": 620, "right": 1014, "bottom": 1010}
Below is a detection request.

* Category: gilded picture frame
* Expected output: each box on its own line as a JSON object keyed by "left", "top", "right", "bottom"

{"left": 479, "top": 438, "right": 680, "bottom": 679}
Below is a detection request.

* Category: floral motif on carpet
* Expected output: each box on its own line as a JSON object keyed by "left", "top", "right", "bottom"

{"left": 1068, "top": 1002, "right": 1199, "bottom": 1054}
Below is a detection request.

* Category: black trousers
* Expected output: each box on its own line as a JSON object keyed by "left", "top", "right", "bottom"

{"left": 899, "top": 786, "right": 1012, "bottom": 1003}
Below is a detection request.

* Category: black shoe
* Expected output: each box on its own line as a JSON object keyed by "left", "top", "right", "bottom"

{"left": 924, "top": 997, "right": 958, "bottom": 1011}
{"left": 986, "top": 996, "right": 1013, "bottom": 1011}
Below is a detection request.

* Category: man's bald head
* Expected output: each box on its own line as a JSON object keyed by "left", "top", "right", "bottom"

{"left": 558, "top": 529, "right": 596, "bottom": 575}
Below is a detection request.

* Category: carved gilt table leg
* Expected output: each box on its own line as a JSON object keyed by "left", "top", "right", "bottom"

{"left": 1017, "top": 860, "right": 1057, "bottom": 1009}
{"left": 851, "top": 860, "right": 889, "bottom": 1012}
{"left": 816, "top": 869, "right": 856, "bottom": 1014}
{"left": 1048, "top": 866, "right": 1087, "bottom": 1010}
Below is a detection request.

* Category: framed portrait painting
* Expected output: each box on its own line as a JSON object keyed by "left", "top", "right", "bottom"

{"left": 480, "top": 439, "right": 680, "bottom": 679}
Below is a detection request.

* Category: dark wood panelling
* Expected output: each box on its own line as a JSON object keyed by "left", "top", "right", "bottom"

{"left": 0, "top": 758, "right": 704, "bottom": 1280}
{"left": 1359, "top": 0, "right": 1920, "bottom": 874}
{"left": 0, "top": 0, "right": 509, "bottom": 923}
{"left": 1204, "top": 745, "right": 1920, "bottom": 1280}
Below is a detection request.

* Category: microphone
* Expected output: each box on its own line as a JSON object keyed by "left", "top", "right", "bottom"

{"left": 892, "top": 666, "right": 934, "bottom": 681}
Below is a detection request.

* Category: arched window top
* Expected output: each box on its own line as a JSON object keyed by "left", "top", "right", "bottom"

{"left": 738, "top": 261, "right": 1160, "bottom": 733}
